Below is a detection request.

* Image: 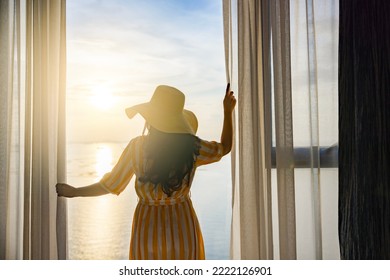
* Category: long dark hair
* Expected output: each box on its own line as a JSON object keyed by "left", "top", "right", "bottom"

{"left": 139, "top": 127, "right": 200, "bottom": 196}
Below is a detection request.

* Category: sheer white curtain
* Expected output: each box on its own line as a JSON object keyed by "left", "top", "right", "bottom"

{"left": 224, "top": 0, "right": 339, "bottom": 260}
{"left": 0, "top": 0, "right": 67, "bottom": 260}
{"left": 0, "top": 0, "right": 24, "bottom": 260}
{"left": 289, "top": 0, "right": 339, "bottom": 259}
{"left": 224, "top": 0, "right": 274, "bottom": 260}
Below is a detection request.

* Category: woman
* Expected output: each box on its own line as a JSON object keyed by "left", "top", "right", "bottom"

{"left": 56, "top": 83, "right": 236, "bottom": 260}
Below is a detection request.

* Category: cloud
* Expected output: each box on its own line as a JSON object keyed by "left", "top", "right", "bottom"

{"left": 67, "top": 0, "right": 225, "bottom": 93}
{"left": 66, "top": 0, "right": 227, "bottom": 142}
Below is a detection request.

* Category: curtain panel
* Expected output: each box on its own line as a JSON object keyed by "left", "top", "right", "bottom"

{"left": 224, "top": 0, "right": 274, "bottom": 260}
{"left": 0, "top": 0, "right": 67, "bottom": 260}
{"left": 224, "top": 0, "right": 339, "bottom": 260}
{"left": 289, "top": 0, "right": 339, "bottom": 259}
{"left": 0, "top": 0, "right": 23, "bottom": 260}
{"left": 269, "top": 0, "right": 297, "bottom": 260}
{"left": 339, "top": 0, "right": 390, "bottom": 259}
{"left": 225, "top": 0, "right": 297, "bottom": 260}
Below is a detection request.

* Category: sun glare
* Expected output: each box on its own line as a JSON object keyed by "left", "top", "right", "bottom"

{"left": 90, "top": 85, "right": 115, "bottom": 110}
{"left": 95, "top": 144, "right": 113, "bottom": 180}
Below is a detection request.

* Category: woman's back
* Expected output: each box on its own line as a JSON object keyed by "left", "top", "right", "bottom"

{"left": 99, "top": 135, "right": 224, "bottom": 259}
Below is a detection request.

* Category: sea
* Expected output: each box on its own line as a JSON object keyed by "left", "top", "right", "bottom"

{"left": 66, "top": 142, "right": 232, "bottom": 260}
{"left": 66, "top": 142, "right": 340, "bottom": 260}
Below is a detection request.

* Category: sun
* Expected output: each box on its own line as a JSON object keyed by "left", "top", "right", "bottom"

{"left": 90, "top": 85, "right": 115, "bottom": 110}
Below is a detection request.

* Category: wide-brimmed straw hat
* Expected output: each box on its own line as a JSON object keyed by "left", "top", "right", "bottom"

{"left": 125, "top": 85, "right": 198, "bottom": 135}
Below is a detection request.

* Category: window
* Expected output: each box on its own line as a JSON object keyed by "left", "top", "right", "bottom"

{"left": 66, "top": 0, "right": 231, "bottom": 259}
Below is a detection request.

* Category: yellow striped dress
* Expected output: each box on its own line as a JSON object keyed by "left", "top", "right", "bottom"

{"left": 99, "top": 136, "right": 224, "bottom": 260}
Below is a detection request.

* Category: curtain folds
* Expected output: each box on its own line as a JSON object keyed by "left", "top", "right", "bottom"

{"left": 0, "top": 0, "right": 67, "bottom": 260}
{"left": 0, "top": 0, "right": 24, "bottom": 260}
{"left": 224, "top": 0, "right": 339, "bottom": 260}
{"left": 339, "top": 0, "right": 390, "bottom": 260}
{"left": 225, "top": 0, "right": 274, "bottom": 260}
{"left": 290, "top": 0, "right": 339, "bottom": 259}
{"left": 304, "top": 0, "right": 322, "bottom": 259}
{"left": 269, "top": 0, "right": 297, "bottom": 260}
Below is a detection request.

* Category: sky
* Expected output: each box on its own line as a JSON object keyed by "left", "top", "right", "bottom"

{"left": 66, "top": 0, "right": 227, "bottom": 143}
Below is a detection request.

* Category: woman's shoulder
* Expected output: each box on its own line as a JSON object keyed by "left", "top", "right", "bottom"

{"left": 196, "top": 137, "right": 224, "bottom": 155}
{"left": 123, "top": 135, "right": 147, "bottom": 151}
{"left": 131, "top": 135, "right": 146, "bottom": 142}
{"left": 129, "top": 135, "right": 147, "bottom": 143}
{"left": 195, "top": 137, "right": 224, "bottom": 166}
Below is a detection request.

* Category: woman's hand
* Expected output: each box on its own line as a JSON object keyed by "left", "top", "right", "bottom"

{"left": 223, "top": 83, "right": 237, "bottom": 114}
{"left": 221, "top": 83, "right": 236, "bottom": 155}
{"left": 56, "top": 183, "right": 77, "bottom": 198}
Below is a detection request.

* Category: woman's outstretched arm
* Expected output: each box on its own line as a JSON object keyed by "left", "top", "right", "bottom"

{"left": 221, "top": 83, "right": 237, "bottom": 155}
{"left": 56, "top": 182, "right": 109, "bottom": 198}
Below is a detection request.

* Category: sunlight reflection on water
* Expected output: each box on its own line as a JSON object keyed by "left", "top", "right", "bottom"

{"left": 95, "top": 145, "right": 113, "bottom": 180}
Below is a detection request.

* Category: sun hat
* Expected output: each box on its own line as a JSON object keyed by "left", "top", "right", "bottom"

{"left": 125, "top": 85, "right": 198, "bottom": 135}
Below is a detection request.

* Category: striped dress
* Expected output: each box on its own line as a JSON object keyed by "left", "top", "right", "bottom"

{"left": 99, "top": 135, "right": 224, "bottom": 260}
